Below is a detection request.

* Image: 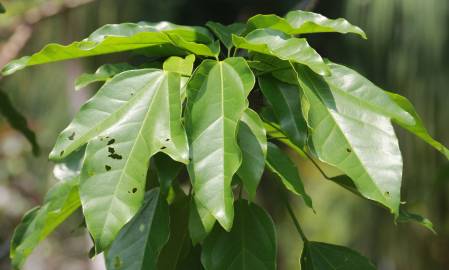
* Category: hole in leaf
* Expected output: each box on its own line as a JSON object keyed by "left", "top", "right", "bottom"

{"left": 346, "top": 148, "right": 351, "bottom": 153}
{"left": 385, "top": 191, "right": 390, "bottom": 197}
{"left": 60, "top": 150, "right": 64, "bottom": 156}
{"left": 160, "top": 146, "right": 166, "bottom": 150}
{"left": 107, "top": 139, "right": 115, "bottom": 145}
{"left": 108, "top": 153, "right": 122, "bottom": 160}
{"left": 105, "top": 165, "right": 111, "bottom": 171}
{"left": 68, "top": 132, "right": 76, "bottom": 140}
{"left": 132, "top": 187, "right": 137, "bottom": 193}
{"left": 108, "top": 147, "right": 115, "bottom": 154}
{"left": 165, "top": 138, "right": 170, "bottom": 142}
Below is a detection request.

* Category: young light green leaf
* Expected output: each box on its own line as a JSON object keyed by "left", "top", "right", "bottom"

{"left": 236, "top": 108, "right": 267, "bottom": 200}
{"left": 247, "top": 10, "right": 366, "bottom": 38}
{"left": 185, "top": 57, "right": 255, "bottom": 230}
{"left": 201, "top": 200, "right": 277, "bottom": 270}
{"left": 163, "top": 54, "right": 195, "bottom": 76}
{"left": 2, "top": 22, "right": 217, "bottom": 76}
{"left": 79, "top": 69, "right": 188, "bottom": 252}
{"left": 206, "top": 21, "right": 246, "bottom": 49}
{"left": 106, "top": 189, "right": 169, "bottom": 270}
{"left": 189, "top": 199, "right": 216, "bottom": 245}
{"left": 233, "top": 29, "right": 329, "bottom": 76}
{"left": 266, "top": 142, "right": 313, "bottom": 209}
{"left": 75, "top": 63, "right": 135, "bottom": 90}
{"left": 10, "top": 178, "right": 80, "bottom": 269}
{"left": 157, "top": 191, "right": 192, "bottom": 270}
{"left": 295, "top": 64, "right": 403, "bottom": 216}
{"left": 259, "top": 75, "right": 308, "bottom": 148}
{"left": 385, "top": 91, "right": 449, "bottom": 160}
{"left": 301, "top": 241, "right": 376, "bottom": 270}
{"left": 0, "top": 90, "right": 40, "bottom": 156}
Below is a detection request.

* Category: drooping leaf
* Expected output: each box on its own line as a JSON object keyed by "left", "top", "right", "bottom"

{"left": 78, "top": 69, "right": 188, "bottom": 252}
{"left": 397, "top": 209, "right": 436, "bottom": 234}
{"left": 259, "top": 75, "right": 308, "bottom": 148}
{"left": 236, "top": 108, "right": 267, "bottom": 200}
{"left": 266, "top": 142, "right": 313, "bottom": 209}
{"left": 201, "top": 200, "right": 277, "bottom": 270}
{"left": 10, "top": 178, "right": 80, "bottom": 269}
{"left": 106, "top": 189, "right": 169, "bottom": 270}
{"left": 233, "top": 29, "right": 329, "bottom": 76}
{"left": 75, "top": 63, "right": 135, "bottom": 90}
{"left": 163, "top": 54, "right": 195, "bottom": 76}
{"left": 1, "top": 22, "right": 218, "bottom": 76}
{"left": 0, "top": 90, "right": 40, "bottom": 155}
{"left": 206, "top": 21, "right": 246, "bottom": 49}
{"left": 247, "top": 10, "right": 366, "bottom": 38}
{"left": 185, "top": 57, "right": 255, "bottom": 230}
{"left": 295, "top": 64, "right": 403, "bottom": 215}
{"left": 301, "top": 241, "right": 376, "bottom": 270}
{"left": 385, "top": 91, "right": 449, "bottom": 160}
{"left": 153, "top": 153, "right": 184, "bottom": 195}
{"left": 53, "top": 147, "right": 85, "bottom": 181}
{"left": 157, "top": 190, "right": 192, "bottom": 270}
{"left": 189, "top": 199, "right": 216, "bottom": 245}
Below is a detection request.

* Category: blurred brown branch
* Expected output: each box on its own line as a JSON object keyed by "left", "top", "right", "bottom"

{"left": 0, "top": 0, "right": 96, "bottom": 69}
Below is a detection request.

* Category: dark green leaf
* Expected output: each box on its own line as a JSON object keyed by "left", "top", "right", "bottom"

{"left": 185, "top": 57, "right": 255, "bottom": 230}
{"left": 259, "top": 75, "right": 308, "bottom": 148}
{"left": 154, "top": 153, "right": 183, "bottom": 195}
{"left": 385, "top": 91, "right": 449, "bottom": 160}
{"left": 301, "top": 241, "right": 376, "bottom": 270}
{"left": 0, "top": 2, "right": 5, "bottom": 13}
{"left": 397, "top": 209, "right": 436, "bottom": 234}
{"left": 189, "top": 199, "right": 216, "bottom": 245}
{"left": 10, "top": 178, "right": 80, "bottom": 269}
{"left": 201, "top": 200, "right": 277, "bottom": 270}
{"left": 236, "top": 109, "right": 267, "bottom": 200}
{"left": 77, "top": 69, "right": 188, "bottom": 252}
{"left": 206, "top": 21, "right": 246, "bottom": 49}
{"left": 0, "top": 90, "right": 39, "bottom": 155}
{"left": 266, "top": 142, "right": 313, "bottom": 209}
{"left": 75, "top": 63, "right": 135, "bottom": 90}
{"left": 2, "top": 22, "right": 218, "bottom": 76}
{"left": 106, "top": 189, "right": 169, "bottom": 270}
{"left": 233, "top": 29, "right": 329, "bottom": 76}
{"left": 295, "top": 64, "right": 403, "bottom": 216}
{"left": 247, "top": 10, "right": 366, "bottom": 38}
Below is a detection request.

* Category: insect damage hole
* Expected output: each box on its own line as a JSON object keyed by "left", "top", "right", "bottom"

{"left": 346, "top": 148, "right": 352, "bottom": 153}
{"left": 105, "top": 165, "right": 111, "bottom": 171}
{"left": 107, "top": 139, "right": 115, "bottom": 145}
{"left": 132, "top": 187, "right": 137, "bottom": 193}
{"left": 68, "top": 132, "right": 76, "bottom": 140}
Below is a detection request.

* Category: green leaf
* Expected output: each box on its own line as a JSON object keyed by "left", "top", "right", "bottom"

{"left": 185, "top": 57, "right": 255, "bottom": 230}
{"left": 236, "top": 109, "right": 267, "bottom": 200}
{"left": 266, "top": 142, "right": 313, "bottom": 209}
{"left": 206, "top": 21, "right": 246, "bottom": 49}
{"left": 75, "top": 63, "right": 135, "bottom": 90}
{"left": 106, "top": 188, "right": 169, "bottom": 270}
{"left": 0, "top": 2, "right": 5, "bottom": 13}
{"left": 163, "top": 54, "right": 195, "bottom": 76}
{"left": 259, "top": 75, "right": 308, "bottom": 148}
{"left": 53, "top": 147, "right": 84, "bottom": 181}
{"left": 0, "top": 90, "right": 40, "bottom": 155}
{"left": 397, "top": 209, "right": 436, "bottom": 234}
{"left": 2, "top": 22, "right": 218, "bottom": 76}
{"left": 10, "top": 178, "right": 80, "bottom": 269}
{"left": 247, "top": 10, "right": 366, "bottom": 38}
{"left": 233, "top": 29, "right": 329, "bottom": 76}
{"left": 78, "top": 69, "right": 188, "bottom": 252}
{"left": 385, "top": 91, "right": 449, "bottom": 160}
{"left": 189, "top": 199, "right": 216, "bottom": 245}
{"left": 201, "top": 200, "right": 277, "bottom": 270}
{"left": 153, "top": 153, "right": 184, "bottom": 195}
{"left": 301, "top": 241, "right": 376, "bottom": 270}
{"left": 157, "top": 190, "right": 192, "bottom": 270}
{"left": 295, "top": 64, "right": 403, "bottom": 215}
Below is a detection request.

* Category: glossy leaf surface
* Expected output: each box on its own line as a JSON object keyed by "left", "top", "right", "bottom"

{"left": 186, "top": 57, "right": 255, "bottom": 230}
{"left": 163, "top": 54, "right": 195, "bottom": 76}
{"left": 201, "top": 200, "right": 276, "bottom": 270}
{"left": 233, "top": 29, "right": 329, "bottom": 76}
{"left": 236, "top": 109, "right": 267, "bottom": 200}
{"left": 266, "top": 142, "right": 313, "bottom": 208}
{"left": 106, "top": 189, "right": 169, "bottom": 270}
{"left": 247, "top": 10, "right": 366, "bottom": 38}
{"left": 296, "top": 64, "right": 403, "bottom": 215}
{"left": 79, "top": 69, "right": 188, "bottom": 252}
{"left": 259, "top": 75, "right": 308, "bottom": 148}
{"left": 2, "top": 22, "right": 217, "bottom": 76}
{"left": 301, "top": 241, "right": 376, "bottom": 270}
{"left": 10, "top": 178, "right": 80, "bottom": 269}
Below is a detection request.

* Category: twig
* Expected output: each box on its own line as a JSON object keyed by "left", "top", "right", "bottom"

{"left": 282, "top": 192, "right": 308, "bottom": 242}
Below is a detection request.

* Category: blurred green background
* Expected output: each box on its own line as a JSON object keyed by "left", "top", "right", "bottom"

{"left": 0, "top": 0, "right": 448, "bottom": 269}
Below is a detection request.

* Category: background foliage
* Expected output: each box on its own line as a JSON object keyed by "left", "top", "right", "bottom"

{"left": 0, "top": 0, "right": 447, "bottom": 269}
